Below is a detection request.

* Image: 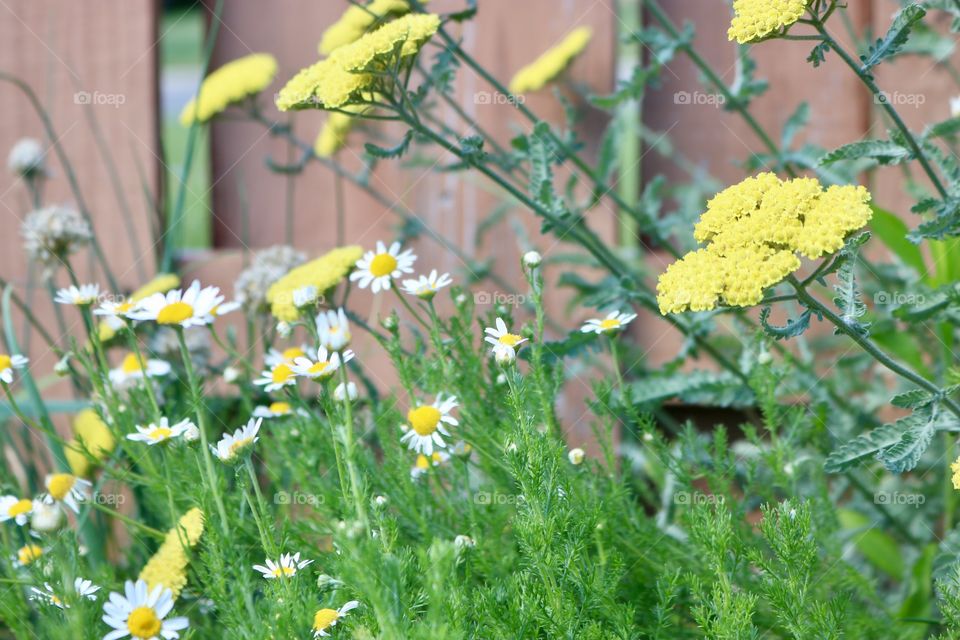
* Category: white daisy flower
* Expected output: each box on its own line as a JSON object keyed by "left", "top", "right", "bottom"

{"left": 29, "top": 577, "right": 100, "bottom": 608}
{"left": 108, "top": 352, "right": 172, "bottom": 387}
{"left": 400, "top": 393, "right": 459, "bottom": 456}
{"left": 290, "top": 347, "right": 354, "bottom": 381}
{"left": 54, "top": 283, "right": 100, "bottom": 306}
{"left": 400, "top": 270, "right": 453, "bottom": 301}
{"left": 312, "top": 601, "right": 360, "bottom": 637}
{"left": 349, "top": 241, "right": 416, "bottom": 293}
{"left": 265, "top": 345, "right": 309, "bottom": 368}
{"left": 0, "top": 495, "right": 33, "bottom": 525}
{"left": 126, "top": 418, "right": 194, "bottom": 445}
{"left": 484, "top": 318, "right": 527, "bottom": 359}
{"left": 316, "top": 308, "right": 352, "bottom": 351}
{"left": 293, "top": 285, "right": 319, "bottom": 308}
{"left": 211, "top": 418, "right": 262, "bottom": 463}
{"left": 0, "top": 353, "right": 28, "bottom": 384}
{"left": 252, "top": 401, "right": 306, "bottom": 419}
{"left": 102, "top": 579, "right": 188, "bottom": 640}
{"left": 252, "top": 552, "right": 313, "bottom": 579}
{"left": 580, "top": 310, "right": 637, "bottom": 335}
{"left": 126, "top": 280, "right": 224, "bottom": 328}
{"left": 42, "top": 473, "right": 91, "bottom": 513}
{"left": 254, "top": 362, "right": 297, "bottom": 392}
{"left": 94, "top": 298, "right": 137, "bottom": 330}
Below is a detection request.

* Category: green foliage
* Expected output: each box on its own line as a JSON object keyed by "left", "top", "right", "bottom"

{"left": 859, "top": 4, "right": 928, "bottom": 76}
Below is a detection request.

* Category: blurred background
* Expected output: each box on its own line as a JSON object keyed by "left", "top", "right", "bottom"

{"left": 0, "top": 0, "right": 957, "bottom": 440}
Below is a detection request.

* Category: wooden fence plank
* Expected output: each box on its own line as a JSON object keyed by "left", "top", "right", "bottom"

{"left": 0, "top": 0, "right": 159, "bottom": 465}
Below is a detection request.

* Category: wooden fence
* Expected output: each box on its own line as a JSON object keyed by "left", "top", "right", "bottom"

{"left": 0, "top": 0, "right": 956, "bottom": 445}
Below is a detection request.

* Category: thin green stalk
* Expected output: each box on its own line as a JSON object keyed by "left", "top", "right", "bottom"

{"left": 176, "top": 328, "right": 231, "bottom": 536}
{"left": 788, "top": 276, "right": 960, "bottom": 420}
{"left": 339, "top": 366, "right": 369, "bottom": 529}
{"left": 810, "top": 19, "right": 948, "bottom": 199}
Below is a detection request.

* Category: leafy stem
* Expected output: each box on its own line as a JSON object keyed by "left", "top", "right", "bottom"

{"left": 809, "top": 18, "right": 948, "bottom": 199}
{"left": 787, "top": 275, "right": 960, "bottom": 420}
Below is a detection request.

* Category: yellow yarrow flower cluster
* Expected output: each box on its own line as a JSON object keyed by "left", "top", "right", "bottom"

{"left": 65, "top": 408, "right": 116, "bottom": 477}
{"left": 952, "top": 457, "right": 960, "bottom": 490}
{"left": 277, "top": 14, "right": 440, "bottom": 111}
{"left": 315, "top": 106, "right": 371, "bottom": 157}
{"left": 180, "top": 53, "right": 278, "bottom": 125}
{"left": 657, "top": 173, "right": 872, "bottom": 314}
{"left": 319, "top": 0, "right": 418, "bottom": 55}
{"left": 139, "top": 508, "right": 205, "bottom": 599}
{"left": 728, "top": 0, "right": 809, "bottom": 44}
{"left": 267, "top": 245, "right": 363, "bottom": 321}
{"left": 508, "top": 27, "right": 592, "bottom": 94}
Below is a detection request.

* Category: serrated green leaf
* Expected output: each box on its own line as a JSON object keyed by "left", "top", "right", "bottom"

{"left": 364, "top": 129, "right": 413, "bottom": 159}
{"left": 891, "top": 389, "right": 934, "bottom": 409}
{"left": 625, "top": 371, "right": 753, "bottom": 408}
{"left": 859, "top": 4, "right": 927, "bottom": 75}
{"left": 820, "top": 140, "right": 912, "bottom": 166}
{"left": 759, "top": 306, "right": 812, "bottom": 341}
{"left": 825, "top": 422, "right": 904, "bottom": 472}
{"left": 875, "top": 406, "right": 936, "bottom": 473}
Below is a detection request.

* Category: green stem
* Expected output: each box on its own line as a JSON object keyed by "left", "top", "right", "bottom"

{"left": 788, "top": 276, "right": 960, "bottom": 420}
{"left": 811, "top": 20, "right": 948, "bottom": 199}
{"left": 176, "top": 328, "right": 231, "bottom": 536}
{"left": 339, "top": 366, "right": 368, "bottom": 529}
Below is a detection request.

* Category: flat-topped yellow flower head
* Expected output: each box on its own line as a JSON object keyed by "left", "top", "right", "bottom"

{"left": 180, "top": 53, "right": 277, "bottom": 125}
{"left": 319, "top": 0, "right": 420, "bottom": 55}
{"left": 267, "top": 246, "right": 363, "bottom": 321}
{"left": 657, "top": 173, "right": 872, "bottom": 314}
{"left": 508, "top": 27, "right": 592, "bottom": 94}
{"left": 277, "top": 14, "right": 440, "bottom": 111}
{"left": 728, "top": 0, "right": 809, "bottom": 44}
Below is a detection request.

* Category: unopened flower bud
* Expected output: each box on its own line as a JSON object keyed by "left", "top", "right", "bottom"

{"left": 522, "top": 250, "right": 542, "bottom": 268}
{"left": 567, "top": 448, "right": 585, "bottom": 465}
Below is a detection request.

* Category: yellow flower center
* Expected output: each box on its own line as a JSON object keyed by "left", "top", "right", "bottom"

{"left": 499, "top": 333, "right": 523, "bottom": 347}
{"left": 157, "top": 301, "right": 194, "bottom": 325}
{"left": 431, "top": 452, "right": 444, "bottom": 463}
{"left": 369, "top": 253, "right": 398, "bottom": 277}
{"left": 408, "top": 406, "right": 441, "bottom": 436}
{"left": 599, "top": 319, "right": 622, "bottom": 331}
{"left": 269, "top": 402, "right": 292, "bottom": 415}
{"left": 18, "top": 544, "right": 42, "bottom": 565}
{"left": 313, "top": 608, "right": 340, "bottom": 631}
{"left": 271, "top": 364, "right": 294, "bottom": 384}
{"left": 229, "top": 437, "right": 254, "bottom": 457}
{"left": 415, "top": 454, "right": 430, "bottom": 470}
{"left": 308, "top": 361, "right": 330, "bottom": 376}
{"left": 0, "top": 354, "right": 11, "bottom": 371}
{"left": 148, "top": 427, "right": 173, "bottom": 441}
{"left": 127, "top": 606, "right": 162, "bottom": 639}
{"left": 47, "top": 473, "right": 76, "bottom": 500}
{"left": 8, "top": 498, "right": 32, "bottom": 517}
{"left": 282, "top": 347, "right": 305, "bottom": 361}
{"left": 121, "top": 353, "right": 144, "bottom": 374}
{"left": 272, "top": 566, "right": 296, "bottom": 578}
